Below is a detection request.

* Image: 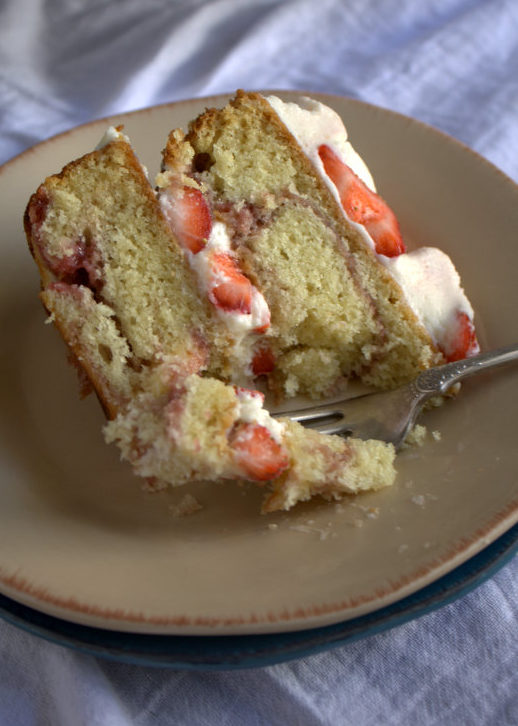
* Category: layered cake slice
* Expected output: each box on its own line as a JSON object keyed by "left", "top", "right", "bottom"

{"left": 157, "top": 91, "right": 478, "bottom": 401}
{"left": 24, "top": 124, "right": 395, "bottom": 512}
{"left": 24, "top": 91, "right": 478, "bottom": 513}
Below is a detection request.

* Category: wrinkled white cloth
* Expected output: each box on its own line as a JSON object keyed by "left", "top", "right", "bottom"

{"left": 1, "top": 0, "right": 518, "bottom": 723}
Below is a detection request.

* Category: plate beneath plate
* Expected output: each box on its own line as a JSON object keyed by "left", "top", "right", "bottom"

{"left": 1, "top": 523, "right": 517, "bottom": 669}
{"left": 1, "top": 92, "right": 518, "bottom": 636}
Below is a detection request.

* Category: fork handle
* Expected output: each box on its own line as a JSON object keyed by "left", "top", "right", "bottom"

{"left": 416, "top": 342, "right": 518, "bottom": 395}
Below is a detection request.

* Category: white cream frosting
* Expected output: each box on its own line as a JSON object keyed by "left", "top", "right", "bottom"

{"left": 234, "top": 388, "right": 285, "bottom": 442}
{"left": 266, "top": 95, "right": 476, "bottom": 353}
{"left": 95, "top": 125, "right": 131, "bottom": 149}
{"left": 188, "top": 221, "right": 270, "bottom": 335}
{"left": 266, "top": 95, "right": 376, "bottom": 191}
{"left": 382, "top": 248, "right": 475, "bottom": 349}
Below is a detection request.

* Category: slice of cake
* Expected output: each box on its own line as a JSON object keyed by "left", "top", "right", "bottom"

{"left": 24, "top": 124, "right": 395, "bottom": 512}
{"left": 157, "top": 91, "right": 478, "bottom": 401}
{"left": 23, "top": 91, "right": 478, "bottom": 513}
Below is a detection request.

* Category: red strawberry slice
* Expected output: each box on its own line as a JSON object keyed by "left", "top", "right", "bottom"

{"left": 251, "top": 346, "right": 275, "bottom": 376}
{"left": 229, "top": 422, "right": 289, "bottom": 482}
{"left": 209, "top": 252, "right": 253, "bottom": 314}
{"left": 440, "top": 311, "right": 479, "bottom": 362}
{"left": 162, "top": 185, "right": 212, "bottom": 254}
{"left": 318, "top": 144, "right": 405, "bottom": 257}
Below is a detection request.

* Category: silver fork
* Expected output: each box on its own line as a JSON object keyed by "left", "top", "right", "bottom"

{"left": 273, "top": 343, "right": 518, "bottom": 449}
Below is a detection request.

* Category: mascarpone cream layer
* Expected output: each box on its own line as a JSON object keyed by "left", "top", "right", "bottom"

{"left": 188, "top": 221, "right": 270, "bottom": 335}
{"left": 234, "top": 388, "right": 285, "bottom": 442}
{"left": 382, "top": 247, "right": 475, "bottom": 349}
{"left": 266, "top": 95, "right": 476, "bottom": 352}
{"left": 267, "top": 95, "right": 376, "bottom": 192}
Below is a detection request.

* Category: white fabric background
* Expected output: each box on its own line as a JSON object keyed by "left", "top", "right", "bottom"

{"left": 1, "top": 0, "right": 518, "bottom": 723}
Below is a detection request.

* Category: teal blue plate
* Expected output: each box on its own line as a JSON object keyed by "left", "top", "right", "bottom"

{"left": 0, "top": 522, "right": 516, "bottom": 670}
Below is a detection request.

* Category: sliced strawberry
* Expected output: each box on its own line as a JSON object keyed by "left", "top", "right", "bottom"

{"left": 162, "top": 185, "right": 212, "bottom": 254}
{"left": 209, "top": 252, "right": 253, "bottom": 314}
{"left": 440, "top": 311, "right": 479, "bottom": 362}
{"left": 229, "top": 422, "right": 289, "bottom": 482}
{"left": 251, "top": 345, "right": 275, "bottom": 376}
{"left": 318, "top": 144, "right": 405, "bottom": 257}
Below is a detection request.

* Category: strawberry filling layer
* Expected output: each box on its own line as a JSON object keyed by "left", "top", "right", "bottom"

{"left": 251, "top": 345, "right": 276, "bottom": 376}
{"left": 229, "top": 420, "right": 289, "bottom": 482}
{"left": 27, "top": 187, "right": 103, "bottom": 291}
{"left": 163, "top": 382, "right": 288, "bottom": 483}
{"left": 208, "top": 251, "right": 253, "bottom": 315}
{"left": 161, "top": 185, "right": 212, "bottom": 255}
{"left": 160, "top": 183, "right": 272, "bottom": 374}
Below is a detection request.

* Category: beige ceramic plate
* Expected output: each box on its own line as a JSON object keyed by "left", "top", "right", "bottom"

{"left": 1, "top": 92, "right": 518, "bottom": 635}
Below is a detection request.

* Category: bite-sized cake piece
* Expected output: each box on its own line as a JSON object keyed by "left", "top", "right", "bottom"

{"left": 24, "top": 127, "right": 396, "bottom": 512}
{"left": 158, "top": 91, "right": 478, "bottom": 400}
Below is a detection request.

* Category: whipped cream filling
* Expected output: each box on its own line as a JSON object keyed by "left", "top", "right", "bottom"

{"left": 266, "top": 95, "right": 476, "bottom": 353}
{"left": 234, "top": 388, "right": 285, "bottom": 443}
{"left": 267, "top": 95, "right": 376, "bottom": 191}
{"left": 382, "top": 248, "right": 475, "bottom": 349}
{"left": 175, "top": 219, "right": 271, "bottom": 378}
{"left": 187, "top": 221, "right": 270, "bottom": 334}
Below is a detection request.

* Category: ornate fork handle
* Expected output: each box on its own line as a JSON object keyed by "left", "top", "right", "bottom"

{"left": 277, "top": 342, "right": 518, "bottom": 446}
{"left": 416, "top": 342, "right": 518, "bottom": 397}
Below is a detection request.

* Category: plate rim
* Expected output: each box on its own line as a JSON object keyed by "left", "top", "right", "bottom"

{"left": 4, "top": 87, "right": 517, "bottom": 191}
{"left": 0, "top": 522, "right": 516, "bottom": 669}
